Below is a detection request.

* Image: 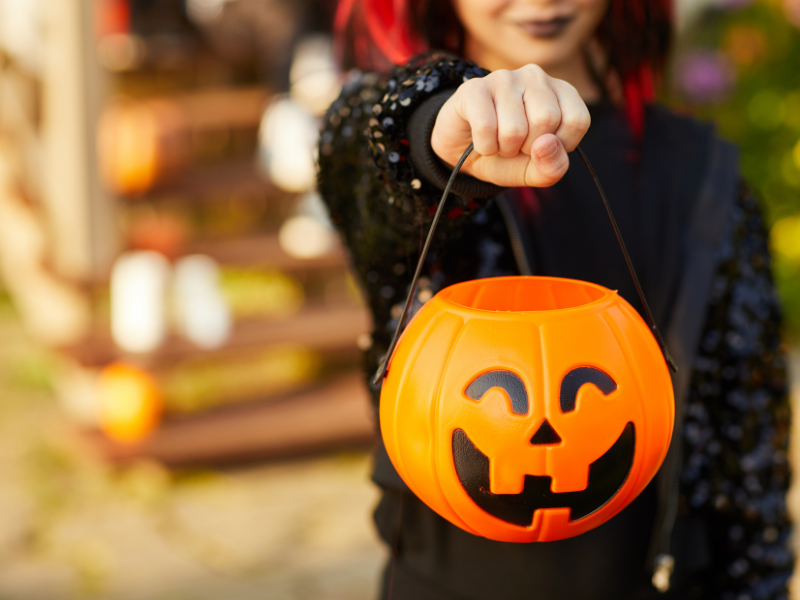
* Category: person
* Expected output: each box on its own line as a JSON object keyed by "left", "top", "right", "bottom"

{"left": 317, "top": 1, "right": 793, "bottom": 598}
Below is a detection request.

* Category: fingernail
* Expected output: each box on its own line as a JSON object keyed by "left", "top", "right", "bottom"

{"left": 536, "top": 138, "right": 559, "bottom": 161}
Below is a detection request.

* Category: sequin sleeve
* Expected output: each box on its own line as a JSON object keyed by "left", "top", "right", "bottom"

{"left": 318, "top": 52, "right": 492, "bottom": 257}
{"left": 318, "top": 53, "right": 501, "bottom": 371}
{"left": 366, "top": 52, "right": 498, "bottom": 201}
{"left": 680, "top": 182, "right": 792, "bottom": 598}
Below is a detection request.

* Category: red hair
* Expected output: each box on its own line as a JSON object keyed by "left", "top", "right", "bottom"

{"left": 334, "top": 0, "right": 672, "bottom": 137}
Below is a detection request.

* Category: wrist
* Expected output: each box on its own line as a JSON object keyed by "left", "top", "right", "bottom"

{"left": 408, "top": 90, "right": 504, "bottom": 198}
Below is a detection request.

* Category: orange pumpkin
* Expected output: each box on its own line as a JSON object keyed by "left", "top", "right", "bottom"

{"left": 380, "top": 276, "right": 674, "bottom": 543}
{"left": 97, "top": 362, "right": 162, "bottom": 443}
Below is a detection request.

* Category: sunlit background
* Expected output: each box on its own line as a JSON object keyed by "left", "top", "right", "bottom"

{"left": 0, "top": 0, "right": 797, "bottom": 598}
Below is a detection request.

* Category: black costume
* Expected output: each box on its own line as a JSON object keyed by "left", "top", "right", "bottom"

{"left": 318, "top": 52, "right": 792, "bottom": 600}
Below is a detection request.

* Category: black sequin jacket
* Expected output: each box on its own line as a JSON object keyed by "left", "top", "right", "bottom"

{"left": 318, "top": 52, "right": 792, "bottom": 599}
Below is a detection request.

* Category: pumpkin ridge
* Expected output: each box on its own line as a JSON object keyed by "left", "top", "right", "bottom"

{"left": 389, "top": 306, "right": 445, "bottom": 493}
{"left": 600, "top": 306, "right": 654, "bottom": 505}
{"left": 430, "top": 314, "right": 479, "bottom": 535}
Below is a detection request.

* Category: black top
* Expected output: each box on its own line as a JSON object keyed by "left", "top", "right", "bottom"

{"left": 318, "top": 52, "right": 792, "bottom": 600}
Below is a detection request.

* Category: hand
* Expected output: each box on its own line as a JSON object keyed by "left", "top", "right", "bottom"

{"left": 431, "top": 64, "right": 590, "bottom": 188}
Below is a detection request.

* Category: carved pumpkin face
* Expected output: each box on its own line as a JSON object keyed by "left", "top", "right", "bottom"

{"left": 380, "top": 276, "right": 674, "bottom": 543}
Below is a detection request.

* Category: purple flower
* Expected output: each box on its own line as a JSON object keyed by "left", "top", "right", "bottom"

{"left": 677, "top": 52, "right": 736, "bottom": 103}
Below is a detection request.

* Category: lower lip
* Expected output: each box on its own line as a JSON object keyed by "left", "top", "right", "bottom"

{"left": 517, "top": 18, "right": 573, "bottom": 39}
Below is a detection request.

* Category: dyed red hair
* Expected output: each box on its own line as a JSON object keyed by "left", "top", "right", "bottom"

{"left": 334, "top": 0, "right": 672, "bottom": 136}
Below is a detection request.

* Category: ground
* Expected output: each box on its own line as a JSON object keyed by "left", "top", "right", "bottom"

{"left": 0, "top": 294, "right": 386, "bottom": 600}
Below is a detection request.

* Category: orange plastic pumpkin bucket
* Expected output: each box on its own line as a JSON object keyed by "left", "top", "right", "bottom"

{"left": 374, "top": 145, "right": 676, "bottom": 543}
{"left": 380, "top": 276, "right": 673, "bottom": 542}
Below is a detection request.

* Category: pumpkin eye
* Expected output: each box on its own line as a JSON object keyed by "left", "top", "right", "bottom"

{"left": 559, "top": 367, "right": 617, "bottom": 413}
{"left": 465, "top": 370, "right": 528, "bottom": 415}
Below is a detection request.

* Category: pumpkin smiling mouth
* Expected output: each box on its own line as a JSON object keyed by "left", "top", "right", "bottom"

{"left": 452, "top": 423, "right": 635, "bottom": 526}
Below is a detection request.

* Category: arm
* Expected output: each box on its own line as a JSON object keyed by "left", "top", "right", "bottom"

{"left": 680, "top": 183, "right": 792, "bottom": 597}
{"left": 318, "top": 53, "right": 497, "bottom": 257}
{"left": 318, "top": 53, "right": 498, "bottom": 371}
{"left": 319, "top": 52, "right": 591, "bottom": 378}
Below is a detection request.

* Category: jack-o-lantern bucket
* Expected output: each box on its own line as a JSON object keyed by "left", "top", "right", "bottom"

{"left": 380, "top": 276, "right": 673, "bottom": 542}
{"left": 374, "top": 145, "right": 676, "bottom": 543}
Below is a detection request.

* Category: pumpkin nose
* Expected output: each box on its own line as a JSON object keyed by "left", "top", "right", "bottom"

{"left": 530, "top": 419, "right": 562, "bottom": 445}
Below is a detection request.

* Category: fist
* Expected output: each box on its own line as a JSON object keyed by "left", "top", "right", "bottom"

{"left": 431, "top": 64, "right": 590, "bottom": 188}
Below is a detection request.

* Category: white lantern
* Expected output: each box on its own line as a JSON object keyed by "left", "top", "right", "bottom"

{"left": 110, "top": 251, "right": 170, "bottom": 353}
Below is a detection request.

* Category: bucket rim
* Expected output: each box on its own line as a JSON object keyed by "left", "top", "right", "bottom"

{"left": 433, "top": 275, "right": 619, "bottom": 315}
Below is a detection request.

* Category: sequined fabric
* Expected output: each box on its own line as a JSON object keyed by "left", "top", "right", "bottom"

{"left": 317, "top": 52, "right": 792, "bottom": 599}
{"left": 678, "top": 185, "right": 792, "bottom": 599}
{"left": 318, "top": 53, "right": 513, "bottom": 381}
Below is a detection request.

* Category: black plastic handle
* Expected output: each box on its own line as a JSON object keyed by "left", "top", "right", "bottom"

{"left": 372, "top": 144, "right": 677, "bottom": 385}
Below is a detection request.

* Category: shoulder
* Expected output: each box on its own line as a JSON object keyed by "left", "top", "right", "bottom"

{"left": 644, "top": 103, "right": 738, "bottom": 177}
{"left": 643, "top": 104, "right": 740, "bottom": 235}
{"left": 321, "top": 51, "right": 485, "bottom": 133}
{"left": 318, "top": 71, "right": 385, "bottom": 180}
{"left": 336, "top": 70, "right": 386, "bottom": 108}
{"left": 645, "top": 103, "right": 739, "bottom": 175}
{"left": 645, "top": 103, "right": 716, "bottom": 141}
{"left": 321, "top": 71, "right": 384, "bottom": 136}
{"left": 718, "top": 182, "right": 773, "bottom": 268}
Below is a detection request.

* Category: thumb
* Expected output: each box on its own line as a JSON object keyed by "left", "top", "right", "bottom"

{"left": 526, "top": 134, "right": 569, "bottom": 187}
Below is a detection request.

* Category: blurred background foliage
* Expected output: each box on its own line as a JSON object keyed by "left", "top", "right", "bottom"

{"left": 671, "top": 0, "right": 800, "bottom": 339}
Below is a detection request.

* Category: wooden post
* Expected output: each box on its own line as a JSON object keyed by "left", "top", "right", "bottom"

{"left": 41, "top": 0, "right": 117, "bottom": 282}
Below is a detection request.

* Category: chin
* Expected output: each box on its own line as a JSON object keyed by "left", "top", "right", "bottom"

{"left": 466, "top": 24, "right": 582, "bottom": 74}
{"left": 489, "top": 27, "right": 575, "bottom": 69}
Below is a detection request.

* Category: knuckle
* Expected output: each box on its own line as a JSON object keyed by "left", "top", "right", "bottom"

{"left": 472, "top": 121, "right": 497, "bottom": 139}
{"left": 531, "top": 109, "right": 561, "bottom": 132}
{"left": 474, "top": 139, "right": 497, "bottom": 155}
{"left": 460, "top": 77, "right": 486, "bottom": 97}
{"left": 488, "top": 69, "right": 516, "bottom": 89}
{"left": 491, "top": 69, "right": 513, "bottom": 81}
{"left": 500, "top": 124, "right": 528, "bottom": 142}
{"left": 520, "top": 63, "right": 545, "bottom": 77}
{"left": 564, "top": 111, "right": 591, "bottom": 134}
